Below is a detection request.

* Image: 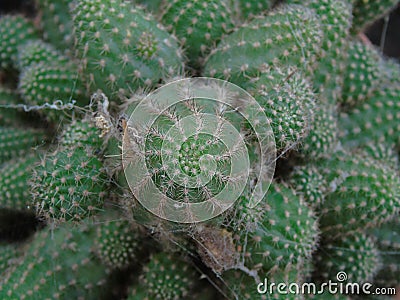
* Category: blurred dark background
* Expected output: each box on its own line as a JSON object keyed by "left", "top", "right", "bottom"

{"left": 0, "top": 0, "right": 399, "bottom": 61}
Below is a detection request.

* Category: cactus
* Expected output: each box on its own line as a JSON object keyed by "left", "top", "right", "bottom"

{"left": 230, "top": 183, "right": 318, "bottom": 277}
{"left": 339, "top": 84, "right": 400, "bottom": 149}
{"left": 17, "top": 39, "right": 69, "bottom": 70}
{"left": 0, "top": 244, "right": 19, "bottom": 276}
{"left": 203, "top": 4, "right": 323, "bottom": 87}
{"left": 117, "top": 77, "right": 276, "bottom": 225}
{"left": 95, "top": 219, "right": 141, "bottom": 269}
{"left": 35, "top": 0, "right": 76, "bottom": 51}
{"left": 18, "top": 60, "right": 87, "bottom": 122}
{"left": 340, "top": 41, "right": 382, "bottom": 109}
{"left": 0, "top": 87, "right": 25, "bottom": 127}
{"left": 288, "top": 164, "right": 327, "bottom": 207}
{"left": 0, "top": 155, "right": 40, "bottom": 212}
{"left": 72, "top": 0, "right": 184, "bottom": 101}
{"left": 298, "top": 104, "right": 338, "bottom": 160}
{"left": 128, "top": 252, "right": 197, "bottom": 300}
{"left": 317, "top": 149, "right": 400, "bottom": 237}
{"left": 235, "top": 0, "right": 276, "bottom": 21}
{"left": 160, "top": 0, "right": 235, "bottom": 68}
{"left": 369, "top": 219, "right": 400, "bottom": 288}
{"left": 0, "top": 127, "right": 46, "bottom": 164}
{"left": 380, "top": 57, "right": 400, "bottom": 85}
{"left": 1, "top": 1, "right": 400, "bottom": 298}
{"left": 0, "top": 15, "right": 39, "bottom": 70}
{"left": 351, "top": 0, "right": 399, "bottom": 33}
{"left": 246, "top": 67, "right": 316, "bottom": 152}
{"left": 0, "top": 223, "right": 109, "bottom": 299}
{"left": 286, "top": 0, "right": 352, "bottom": 104}
{"left": 314, "top": 233, "right": 380, "bottom": 284}
{"left": 31, "top": 119, "right": 108, "bottom": 223}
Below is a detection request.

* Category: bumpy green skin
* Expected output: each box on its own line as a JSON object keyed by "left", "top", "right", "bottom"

{"left": 128, "top": 252, "right": 196, "bottom": 300}
{"left": 0, "top": 223, "right": 109, "bottom": 299}
{"left": 351, "top": 0, "right": 399, "bottom": 33}
{"left": 340, "top": 41, "right": 381, "bottom": 109}
{"left": 72, "top": 0, "right": 184, "bottom": 101}
{"left": 361, "top": 142, "right": 399, "bottom": 168}
{"left": 59, "top": 118, "right": 104, "bottom": 149}
{"left": 31, "top": 119, "right": 107, "bottom": 223}
{"left": 368, "top": 219, "right": 400, "bottom": 288}
{"left": 0, "top": 244, "right": 18, "bottom": 276}
{"left": 18, "top": 61, "right": 86, "bottom": 122}
{"left": 236, "top": 0, "right": 275, "bottom": 21}
{"left": 287, "top": 0, "right": 352, "bottom": 104}
{"left": 0, "top": 15, "right": 39, "bottom": 70}
{"left": 203, "top": 5, "right": 323, "bottom": 87}
{"left": 246, "top": 67, "right": 316, "bottom": 152}
{"left": 0, "top": 155, "right": 39, "bottom": 211}
{"left": 380, "top": 57, "right": 400, "bottom": 85}
{"left": 95, "top": 220, "right": 140, "bottom": 269}
{"left": 17, "top": 40, "right": 69, "bottom": 70}
{"left": 314, "top": 233, "right": 380, "bottom": 284}
{"left": 317, "top": 149, "right": 400, "bottom": 238}
{"left": 160, "top": 0, "right": 235, "bottom": 67}
{"left": 339, "top": 84, "right": 400, "bottom": 149}
{"left": 0, "top": 88, "right": 23, "bottom": 127}
{"left": 0, "top": 127, "right": 46, "bottom": 164}
{"left": 137, "top": 0, "right": 163, "bottom": 14}
{"left": 289, "top": 164, "right": 327, "bottom": 208}
{"left": 231, "top": 183, "right": 318, "bottom": 276}
{"left": 36, "top": 0, "right": 75, "bottom": 51}
{"left": 299, "top": 104, "right": 338, "bottom": 160}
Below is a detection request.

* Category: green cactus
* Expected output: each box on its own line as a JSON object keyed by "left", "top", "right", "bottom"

{"left": 1, "top": 0, "right": 400, "bottom": 298}
{"left": 380, "top": 57, "right": 400, "bottom": 85}
{"left": 339, "top": 84, "right": 400, "bottom": 149}
{"left": 369, "top": 219, "right": 400, "bottom": 288}
{"left": 0, "top": 223, "right": 109, "bottom": 299}
{"left": 246, "top": 67, "right": 316, "bottom": 152}
{"left": 0, "top": 127, "right": 46, "bottom": 164}
{"left": 136, "top": 0, "right": 164, "bottom": 14}
{"left": 203, "top": 4, "right": 323, "bottom": 87}
{"left": 31, "top": 118, "right": 108, "bottom": 223}
{"left": 160, "top": 0, "right": 235, "bottom": 68}
{"left": 0, "top": 155, "right": 40, "bottom": 212}
{"left": 0, "top": 87, "right": 25, "bottom": 127}
{"left": 286, "top": 0, "right": 352, "bottom": 104}
{"left": 230, "top": 183, "right": 318, "bottom": 277}
{"left": 18, "top": 60, "right": 86, "bottom": 122}
{"left": 317, "top": 149, "right": 400, "bottom": 237}
{"left": 72, "top": 0, "right": 184, "bottom": 101}
{"left": 17, "top": 39, "right": 69, "bottom": 70}
{"left": 288, "top": 164, "right": 327, "bottom": 208}
{"left": 36, "top": 0, "right": 76, "bottom": 51}
{"left": 235, "top": 0, "right": 275, "bottom": 21}
{"left": 351, "top": 0, "right": 399, "bottom": 33}
{"left": 0, "top": 244, "right": 19, "bottom": 276}
{"left": 314, "top": 233, "right": 380, "bottom": 284}
{"left": 340, "top": 41, "right": 382, "bottom": 109}
{"left": 298, "top": 104, "right": 338, "bottom": 160}
{"left": 0, "top": 15, "right": 39, "bottom": 70}
{"left": 95, "top": 219, "right": 141, "bottom": 269}
{"left": 117, "top": 78, "right": 275, "bottom": 225}
{"left": 128, "top": 252, "right": 197, "bottom": 300}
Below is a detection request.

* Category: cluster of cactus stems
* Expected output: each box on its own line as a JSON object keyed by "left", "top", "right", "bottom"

{"left": 0, "top": 0, "right": 400, "bottom": 299}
